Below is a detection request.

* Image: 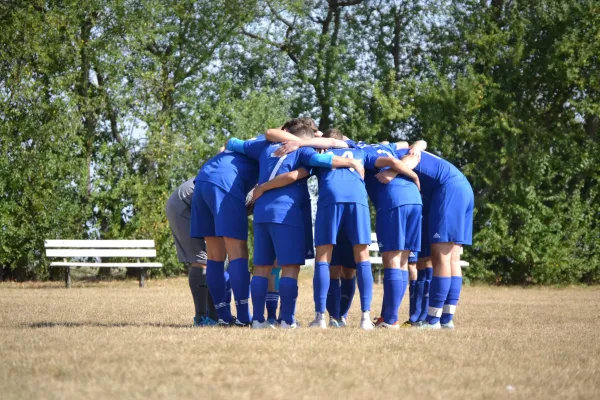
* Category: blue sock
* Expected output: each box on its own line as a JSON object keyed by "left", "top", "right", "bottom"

{"left": 418, "top": 267, "right": 433, "bottom": 321}
{"left": 250, "top": 276, "right": 268, "bottom": 323}
{"left": 314, "top": 262, "right": 330, "bottom": 313}
{"left": 426, "top": 276, "right": 452, "bottom": 325}
{"left": 279, "top": 277, "right": 298, "bottom": 325}
{"left": 340, "top": 276, "right": 356, "bottom": 319}
{"left": 410, "top": 270, "right": 426, "bottom": 323}
{"left": 382, "top": 269, "right": 402, "bottom": 324}
{"left": 356, "top": 261, "right": 373, "bottom": 312}
{"left": 441, "top": 276, "right": 462, "bottom": 324}
{"left": 409, "top": 279, "right": 417, "bottom": 318}
{"left": 400, "top": 270, "right": 409, "bottom": 316}
{"left": 327, "top": 278, "right": 341, "bottom": 319}
{"left": 266, "top": 291, "right": 279, "bottom": 321}
{"left": 224, "top": 271, "right": 232, "bottom": 308}
{"left": 206, "top": 260, "right": 232, "bottom": 322}
{"left": 228, "top": 258, "right": 252, "bottom": 324}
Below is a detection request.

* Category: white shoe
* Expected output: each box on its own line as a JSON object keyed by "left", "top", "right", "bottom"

{"left": 419, "top": 321, "right": 441, "bottom": 330}
{"left": 339, "top": 316, "right": 347, "bottom": 327}
{"left": 360, "top": 311, "right": 374, "bottom": 330}
{"left": 441, "top": 320, "right": 455, "bottom": 329}
{"left": 308, "top": 313, "right": 327, "bottom": 329}
{"left": 280, "top": 320, "right": 297, "bottom": 329}
{"left": 252, "top": 320, "right": 275, "bottom": 329}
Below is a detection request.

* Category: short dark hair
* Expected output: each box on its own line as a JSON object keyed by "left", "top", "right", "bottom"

{"left": 298, "top": 117, "right": 318, "bottom": 133}
{"left": 323, "top": 128, "right": 344, "bottom": 140}
{"left": 288, "top": 124, "right": 314, "bottom": 139}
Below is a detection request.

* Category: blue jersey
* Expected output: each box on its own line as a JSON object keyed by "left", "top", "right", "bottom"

{"left": 243, "top": 140, "right": 318, "bottom": 227}
{"left": 195, "top": 138, "right": 263, "bottom": 202}
{"left": 313, "top": 144, "right": 368, "bottom": 208}
{"left": 358, "top": 142, "right": 422, "bottom": 211}
{"left": 395, "top": 149, "right": 463, "bottom": 201}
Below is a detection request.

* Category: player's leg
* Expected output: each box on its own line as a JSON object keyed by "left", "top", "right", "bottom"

{"left": 191, "top": 181, "right": 233, "bottom": 325}
{"left": 272, "top": 223, "right": 306, "bottom": 329}
{"left": 214, "top": 192, "right": 252, "bottom": 325}
{"left": 266, "top": 264, "right": 281, "bottom": 325}
{"left": 416, "top": 256, "right": 433, "bottom": 324}
{"left": 251, "top": 222, "right": 276, "bottom": 328}
{"left": 440, "top": 178, "right": 474, "bottom": 328}
{"left": 339, "top": 266, "right": 356, "bottom": 325}
{"left": 310, "top": 203, "right": 341, "bottom": 328}
{"left": 327, "top": 262, "right": 342, "bottom": 327}
{"left": 166, "top": 190, "right": 215, "bottom": 326}
{"left": 375, "top": 204, "right": 421, "bottom": 329}
{"left": 403, "top": 251, "right": 418, "bottom": 328}
{"left": 348, "top": 203, "right": 374, "bottom": 330}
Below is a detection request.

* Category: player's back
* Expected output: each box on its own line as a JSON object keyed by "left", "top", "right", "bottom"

{"left": 196, "top": 150, "right": 259, "bottom": 202}
{"left": 395, "top": 148, "right": 463, "bottom": 199}
{"left": 313, "top": 147, "right": 368, "bottom": 207}
{"left": 253, "top": 143, "right": 314, "bottom": 227}
{"left": 358, "top": 142, "right": 422, "bottom": 211}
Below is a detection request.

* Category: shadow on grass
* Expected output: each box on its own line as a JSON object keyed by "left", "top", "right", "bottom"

{"left": 27, "top": 321, "right": 192, "bottom": 329}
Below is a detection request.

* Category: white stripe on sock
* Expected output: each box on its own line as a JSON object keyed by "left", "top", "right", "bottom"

{"left": 428, "top": 306, "right": 443, "bottom": 317}
{"left": 443, "top": 304, "right": 456, "bottom": 314}
{"left": 215, "top": 302, "right": 227, "bottom": 309}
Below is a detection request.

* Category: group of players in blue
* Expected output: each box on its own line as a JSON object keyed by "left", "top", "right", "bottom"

{"left": 189, "top": 117, "right": 474, "bottom": 329}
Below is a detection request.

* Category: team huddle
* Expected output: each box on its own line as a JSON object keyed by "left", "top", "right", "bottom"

{"left": 166, "top": 117, "right": 474, "bottom": 329}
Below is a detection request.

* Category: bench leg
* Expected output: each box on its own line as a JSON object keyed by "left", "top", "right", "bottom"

{"left": 65, "top": 266, "right": 71, "bottom": 289}
{"left": 139, "top": 268, "right": 146, "bottom": 288}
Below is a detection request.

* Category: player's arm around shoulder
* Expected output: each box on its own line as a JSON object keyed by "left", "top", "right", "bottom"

{"left": 252, "top": 168, "right": 310, "bottom": 202}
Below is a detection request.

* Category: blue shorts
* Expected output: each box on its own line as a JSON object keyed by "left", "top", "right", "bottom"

{"left": 427, "top": 176, "right": 474, "bottom": 246}
{"left": 254, "top": 223, "right": 305, "bottom": 266}
{"left": 314, "top": 203, "right": 371, "bottom": 247}
{"left": 408, "top": 251, "right": 418, "bottom": 263}
{"left": 330, "top": 233, "right": 355, "bottom": 269}
{"left": 190, "top": 181, "right": 248, "bottom": 240}
{"left": 375, "top": 204, "right": 422, "bottom": 253}
{"left": 302, "top": 202, "right": 314, "bottom": 259}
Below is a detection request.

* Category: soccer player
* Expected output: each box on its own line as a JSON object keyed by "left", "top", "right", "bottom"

{"left": 226, "top": 123, "right": 363, "bottom": 329}
{"left": 378, "top": 146, "right": 474, "bottom": 329}
{"left": 357, "top": 141, "right": 422, "bottom": 329}
{"left": 190, "top": 138, "right": 261, "bottom": 326}
{"left": 166, "top": 178, "right": 231, "bottom": 326}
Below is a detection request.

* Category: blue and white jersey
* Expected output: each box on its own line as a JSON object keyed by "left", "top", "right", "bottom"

{"left": 357, "top": 142, "right": 422, "bottom": 211}
{"left": 312, "top": 141, "right": 368, "bottom": 208}
{"left": 243, "top": 140, "right": 318, "bottom": 227}
{"left": 395, "top": 148, "right": 464, "bottom": 200}
{"left": 195, "top": 136, "right": 264, "bottom": 202}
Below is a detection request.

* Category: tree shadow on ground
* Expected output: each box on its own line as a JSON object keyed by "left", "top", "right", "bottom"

{"left": 27, "top": 321, "right": 192, "bottom": 329}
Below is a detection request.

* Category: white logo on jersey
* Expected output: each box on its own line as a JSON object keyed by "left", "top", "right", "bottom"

{"left": 409, "top": 252, "right": 415, "bottom": 258}
{"left": 433, "top": 233, "right": 441, "bottom": 239}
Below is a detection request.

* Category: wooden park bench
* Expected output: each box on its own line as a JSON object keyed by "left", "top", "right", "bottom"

{"left": 44, "top": 240, "right": 162, "bottom": 288}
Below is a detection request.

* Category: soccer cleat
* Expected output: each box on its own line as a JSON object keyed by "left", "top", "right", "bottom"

{"left": 279, "top": 320, "right": 297, "bottom": 329}
{"left": 418, "top": 321, "right": 441, "bottom": 330}
{"left": 400, "top": 320, "right": 412, "bottom": 329}
{"left": 360, "top": 311, "right": 374, "bottom": 330}
{"left": 267, "top": 317, "right": 278, "bottom": 327}
{"left": 375, "top": 319, "right": 400, "bottom": 329}
{"left": 441, "top": 320, "right": 455, "bottom": 329}
{"left": 308, "top": 313, "right": 327, "bottom": 329}
{"left": 339, "top": 316, "right": 347, "bottom": 327}
{"left": 217, "top": 318, "right": 234, "bottom": 327}
{"left": 328, "top": 317, "right": 341, "bottom": 328}
{"left": 232, "top": 317, "right": 251, "bottom": 327}
{"left": 252, "top": 320, "right": 275, "bottom": 329}
{"left": 194, "top": 316, "right": 218, "bottom": 327}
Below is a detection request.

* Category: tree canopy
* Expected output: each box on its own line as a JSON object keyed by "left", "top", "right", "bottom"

{"left": 1, "top": 0, "right": 598, "bottom": 284}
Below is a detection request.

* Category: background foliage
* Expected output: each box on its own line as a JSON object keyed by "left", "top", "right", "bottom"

{"left": 1, "top": 0, "right": 598, "bottom": 284}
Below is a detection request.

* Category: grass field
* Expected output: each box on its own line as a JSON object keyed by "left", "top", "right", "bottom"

{"left": 1, "top": 269, "right": 599, "bottom": 400}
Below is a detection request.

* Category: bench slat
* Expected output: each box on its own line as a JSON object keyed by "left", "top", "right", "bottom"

{"left": 46, "top": 249, "right": 156, "bottom": 258}
{"left": 50, "top": 262, "right": 162, "bottom": 268}
{"left": 45, "top": 240, "right": 155, "bottom": 248}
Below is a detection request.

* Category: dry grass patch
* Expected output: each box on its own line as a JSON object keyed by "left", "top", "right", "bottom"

{"left": 1, "top": 270, "right": 599, "bottom": 399}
